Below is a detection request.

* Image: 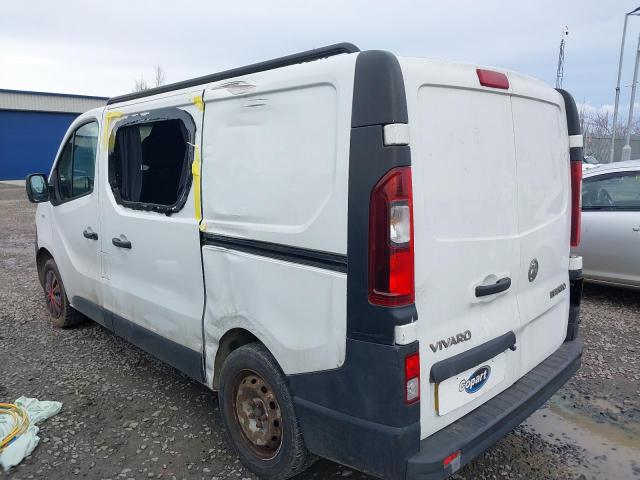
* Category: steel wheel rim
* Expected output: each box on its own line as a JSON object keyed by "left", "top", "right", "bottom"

{"left": 232, "top": 370, "right": 283, "bottom": 460}
{"left": 44, "top": 270, "right": 62, "bottom": 318}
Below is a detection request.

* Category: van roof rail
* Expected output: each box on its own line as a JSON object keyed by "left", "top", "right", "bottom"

{"left": 107, "top": 42, "right": 360, "bottom": 105}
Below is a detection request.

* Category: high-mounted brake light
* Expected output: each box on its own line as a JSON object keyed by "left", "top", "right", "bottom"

{"left": 476, "top": 69, "right": 509, "bottom": 89}
{"left": 570, "top": 161, "right": 582, "bottom": 247}
{"left": 404, "top": 352, "right": 420, "bottom": 404}
{"left": 368, "top": 167, "right": 415, "bottom": 307}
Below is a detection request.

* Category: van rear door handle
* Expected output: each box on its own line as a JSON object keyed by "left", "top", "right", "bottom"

{"left": 632, "top": 226, "right": 640, "bottom": 232}
{"left": 475, "top": 277, "right": 511, "bottom": 297}
{"left": 83, "top": 229, "right": 98, "bottom": 240}
{"left": 112, "top": 237, "right": 132, "bottom": 249}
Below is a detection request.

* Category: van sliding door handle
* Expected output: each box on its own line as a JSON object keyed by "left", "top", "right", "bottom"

{"left": 112, "top": 237, "right": 132, "bottom": 249}
{"left": 475, "top": 277, "right": 511, "bottom": 297}
{"left": 83, "top": 230, "right": 98, "bottom": 240}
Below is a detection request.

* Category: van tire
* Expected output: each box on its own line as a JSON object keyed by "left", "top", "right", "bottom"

{"left": 219, "top": 343, "right": 315, "bottom": 479}
{"left": 41, "top": 259, "right": 85, "bottom": 328}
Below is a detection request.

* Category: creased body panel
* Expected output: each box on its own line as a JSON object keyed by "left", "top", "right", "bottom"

{"left": 199, "top": 55, "right": 355, "bottom": 387}
{"left": 202, "top": 245, "right": 347, "bottom": 386}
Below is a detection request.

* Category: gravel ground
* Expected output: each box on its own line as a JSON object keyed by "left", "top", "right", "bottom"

{"left": 0, "top": 182, "right": 638, "bottom": 480}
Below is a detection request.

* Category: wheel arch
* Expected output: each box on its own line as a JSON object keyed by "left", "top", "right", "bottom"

{"left": 36, "top": 247, "right": 54, "bottom": 286}
{"left": 212, "top": 328, "right": 261, "bottom": 390}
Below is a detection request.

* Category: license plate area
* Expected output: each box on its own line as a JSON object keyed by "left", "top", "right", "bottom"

{"left": 436, "top": 352, "right": 506, "bottom": 416}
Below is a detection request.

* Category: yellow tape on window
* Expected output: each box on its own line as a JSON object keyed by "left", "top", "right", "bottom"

{"left": 102, "top": 111, "right": 123, "bottom": 150}
{"left": 191, "top": 145, "right": 203, "bottom": 229}
{"left": 190, "top": 95, "right": 204, "bottom": 112}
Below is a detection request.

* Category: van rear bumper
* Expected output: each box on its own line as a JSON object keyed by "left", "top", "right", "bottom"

{"left": 406, "top": 338, "right": 583, "bottom": 480}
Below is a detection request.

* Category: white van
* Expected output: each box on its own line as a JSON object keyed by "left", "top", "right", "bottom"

{"left": 26, "top": 43, "right": 584, "bottom": 480}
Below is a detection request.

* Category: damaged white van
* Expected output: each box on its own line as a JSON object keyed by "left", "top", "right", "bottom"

{"left": 26, "top": 43, "right": 585, "bottom": 480}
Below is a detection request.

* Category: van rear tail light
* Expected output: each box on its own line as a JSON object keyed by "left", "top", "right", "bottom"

{"left": 570, "top": 161, "right": 582, "bottom": 247}
{"left": 404, "top": 352, "right": 420, "bottom": 404}
{"left": 368, "top": 167, "right": 415, "bottom": 307}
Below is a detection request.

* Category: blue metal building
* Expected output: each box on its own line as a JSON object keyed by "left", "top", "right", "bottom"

{"left": 0, "top": 89, "right": 107, "bottom": 180}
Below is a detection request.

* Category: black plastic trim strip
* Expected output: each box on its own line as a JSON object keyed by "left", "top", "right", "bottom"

{"left": 107, "top": 43, "right": 360, "bottom": 105}
{"left": 556, "top": 89, "right": 580, "bottom": 136}
{"left": 351, "top": 50, "right": 408, "bottom": 127}
{"left": 293, "top": 395, "right": 420, "bottom": 480}
{"left": 346, "top": 51, "right": 416, "bottom": 345}
{"left": 566, "top": 269, "right": 583, "bottom": 341}
{"left": 556, "top": 88, "right": 583, "bottom": 162}
{"left": 72, "top": 296, "right": 111, "bottom": 329}
{"left": 430, "top": 331, "right": 516, "bottom": 383}
{"left": 569, "top": 268, "right": 583, "bottom": 282}
{"left": 201, "top": 232, "right": 347, "bottom": 273}
{"left": 569, "top": 146, "right": 583, "bottom": 160}
{"left": 289, "top": 338, "right": 420, "bottom": 479}
{"left": 71, "top": 297, "right": 205, "bottom": 383}
{"left": 111, "top": 311, "right": 204, "bottom": 383}
{"left": 408, "top": 339, "right": 583, "bottom": 480}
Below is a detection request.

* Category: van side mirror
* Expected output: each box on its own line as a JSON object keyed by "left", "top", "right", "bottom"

{"left": 26, "top": 174, "right": 50, "bottom": 203}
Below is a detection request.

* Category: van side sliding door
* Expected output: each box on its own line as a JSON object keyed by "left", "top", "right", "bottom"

{"left": 98, "top": 92, "right": 206, "bottom": 382}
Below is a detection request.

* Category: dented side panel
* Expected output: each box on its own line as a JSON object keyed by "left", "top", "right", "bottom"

{"left": 202, "top": 246, "right": 347, "bottom": 385}
{"left": 199, "top": 54, "right": 356, "bottom": 386}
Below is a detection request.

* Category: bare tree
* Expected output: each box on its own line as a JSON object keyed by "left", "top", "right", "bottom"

{"left": 133, "top": 75, "right": 149, "bottom": 93}
{"left": 580, "top": 105, "right": 640, "bottom": 161}
{"left": 580, "top": 108, "right": 640, "bottom": 138}
{"left": 153, "top": 65, "right": 165, "bottom": 87}
{"left": 132, "top": 66, "right": 166, "bottom": 92}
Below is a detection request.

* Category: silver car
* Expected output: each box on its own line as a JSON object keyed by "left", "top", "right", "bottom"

{"left": 572, "top": 160, "right": 640, "bottom": 289}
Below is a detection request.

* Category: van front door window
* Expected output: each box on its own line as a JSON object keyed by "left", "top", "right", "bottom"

{"left": 55, "top": 121, "right": 98, "bottom": 203}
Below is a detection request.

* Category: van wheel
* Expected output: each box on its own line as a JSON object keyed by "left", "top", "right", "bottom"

{"left": 42, "top": 259, "right": 85, "bottom": 328}
{"left": 219, "top": 343, "right": 315, "bottom": 479}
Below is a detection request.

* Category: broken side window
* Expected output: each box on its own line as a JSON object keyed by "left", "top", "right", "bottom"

{"left": 109, "top": 110, "right": 195, "bottom": 214}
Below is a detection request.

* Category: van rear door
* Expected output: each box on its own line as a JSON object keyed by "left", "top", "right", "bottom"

{"left": 509, "top": 75, "right": 571, "bottom": 376}
{"left": 401, "top": 59, "right": 523, "bottom": 438}
{"left": 401, "top": 59, "right": 571, "bottom": 439}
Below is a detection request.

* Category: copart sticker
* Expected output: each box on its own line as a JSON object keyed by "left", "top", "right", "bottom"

{"left": 459, "top": 366, "right": 491, "bottom": 394}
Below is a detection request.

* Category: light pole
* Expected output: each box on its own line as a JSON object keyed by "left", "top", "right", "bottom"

{"left": 623, "top": 33, "right": 640, "bottom": 161}
{"left": 610, "top": 6, "right": 640, "bottom": 163}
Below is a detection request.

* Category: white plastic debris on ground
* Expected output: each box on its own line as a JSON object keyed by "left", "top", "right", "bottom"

{"left": 0, "top": 397, "right": 62, "bottom": 471}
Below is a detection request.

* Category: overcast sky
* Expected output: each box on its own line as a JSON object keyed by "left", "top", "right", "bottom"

{"left": 0, "top": 1, "right": 637, "bottom": 111}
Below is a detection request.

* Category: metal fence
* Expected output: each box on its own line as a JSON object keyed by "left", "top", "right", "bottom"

{"left": 585, "top": 136, "right": 640, "bottom": 163}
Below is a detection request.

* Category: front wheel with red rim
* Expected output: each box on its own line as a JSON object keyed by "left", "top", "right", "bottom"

{"left": 44, "top": 269, "right": 63, "bottom": 318}
{"left": 41, "top": 258, "right": 85, "bottom": 328}
{"left": 219, "top": 343, "right": 315, "bottom": 480}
